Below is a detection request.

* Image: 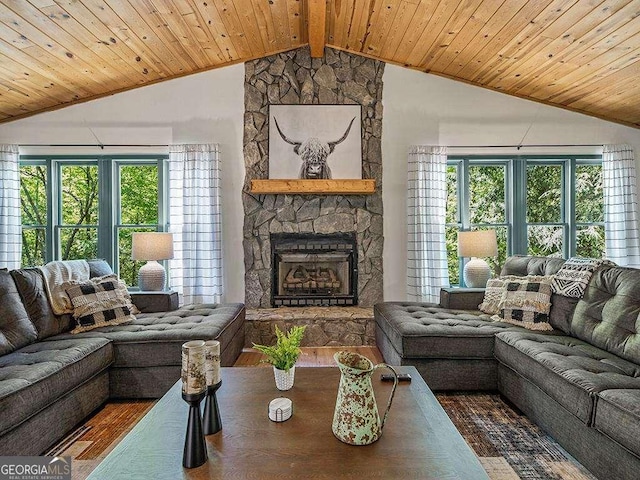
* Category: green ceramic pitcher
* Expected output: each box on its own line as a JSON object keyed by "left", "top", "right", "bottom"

{"left": 332, "top": 351, "right": 399, "bottom": 445}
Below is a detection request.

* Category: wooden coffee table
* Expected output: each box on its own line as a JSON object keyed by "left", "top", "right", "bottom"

{"left": 87, "top": 366, "right": 488, "bottom": 479}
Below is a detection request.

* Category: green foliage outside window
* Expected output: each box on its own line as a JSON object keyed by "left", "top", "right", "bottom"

{"left": 19, "top": 159, "right": 162, "bottom": 287}
{"left": 446, "top": 158, "right": 604, "bottom": 285}
{"left": 446, "top": 163, "right": 508, "bottom": 283}
{"left": 118, "top": 165, "right": 159, "bottom": 286}
{"left": 20, "top": 165, "right": 47, "bottom": 266}
{"left": 60, "top": 165, "right": 99, "bottom": 260}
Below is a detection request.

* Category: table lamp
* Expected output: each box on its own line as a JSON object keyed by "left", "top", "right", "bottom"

{"left": 458, "top": 230, "right": 498, "bottom": 288}
{"left": 131, "top": 232, "right": 174, "bottom": 291}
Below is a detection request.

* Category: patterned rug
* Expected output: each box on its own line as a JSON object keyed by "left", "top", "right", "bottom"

{"left": 436, "top": 393, "right": 597, "bottom": 480}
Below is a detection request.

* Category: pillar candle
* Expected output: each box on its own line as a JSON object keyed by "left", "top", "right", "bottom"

{"left": 205, "top": 340, "right": 221, "bottom": 386}
{"left": 181, "top": 340, "right": 206, "bottom": 395}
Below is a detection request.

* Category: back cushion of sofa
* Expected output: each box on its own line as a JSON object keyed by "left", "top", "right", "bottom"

{"left": 501, "top": 255, "right": 566, "bottom": 276}
{"left": 500, "top": 255, "right": 573, "bottom": 332}
{"left": 11, "top": 268, "right": 74, "bottom": 340}
{"left": 571, "top": 265, "right": 640, "bottom": 364}
{"left": 0, "top": 269, "right": 38, "bottom": 355}
{"left": 87, "top": 259, "right": 113, "bottom": 278}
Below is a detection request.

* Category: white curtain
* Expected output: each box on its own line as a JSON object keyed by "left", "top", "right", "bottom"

{"left": 168, "top": 144, "right": 223, "bottom": 304}
{"left": 602, "top": 144, "right": 640, "bottom": 266}
{"left": 0, "top": 145, "right": 21, "bottom": 269}
{"left": 407, "top": 145, "right": 449, "bottom": 302}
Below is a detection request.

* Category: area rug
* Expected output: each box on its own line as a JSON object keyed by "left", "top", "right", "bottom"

{"left": 436, "top": 392, "right": 597, "bottom": 480}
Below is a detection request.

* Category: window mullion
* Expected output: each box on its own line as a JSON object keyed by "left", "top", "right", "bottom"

{"left": 512, "top": 157, "right": 527, "bottom": 255}
{"left": 566, "top": 158, "right": 576, "bottom": 258}
{"left": 98, "top": 157, "right": 114, "bottom": 266}
{"left": 460, "top": 158, "right": 470, "bottom": 230}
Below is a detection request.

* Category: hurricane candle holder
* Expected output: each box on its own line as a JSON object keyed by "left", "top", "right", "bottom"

{"left": 181, "top": 340, "right": 207, "bottom": 468}
{"left": 203, "top": 340, "right": 222, "bottom": 435}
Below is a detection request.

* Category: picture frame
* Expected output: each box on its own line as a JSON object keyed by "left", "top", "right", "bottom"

{"left": 268, "top": 105, "right": 362, "bottom": 179}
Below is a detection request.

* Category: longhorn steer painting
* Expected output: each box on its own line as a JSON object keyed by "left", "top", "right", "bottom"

{"left": 268, "top": 105, "right": 362, "bottom": 179}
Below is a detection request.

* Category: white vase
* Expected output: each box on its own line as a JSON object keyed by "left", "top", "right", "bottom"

{"left": 273, "top": 365, "right": 295, "bottom": 391}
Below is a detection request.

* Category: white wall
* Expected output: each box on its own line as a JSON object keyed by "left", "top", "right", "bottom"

{"left": 2, "top": 61, "right": 640, "bottom": 303}
{"left": 382, "top": 64, "right": 640, "bottom": 301}
{"left": 0, "top": 65, "right": 246, "bottom": 303}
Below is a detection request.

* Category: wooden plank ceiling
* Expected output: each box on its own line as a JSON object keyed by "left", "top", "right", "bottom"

{"left": 0, "top": 0, "right": 638, "bottom": 128}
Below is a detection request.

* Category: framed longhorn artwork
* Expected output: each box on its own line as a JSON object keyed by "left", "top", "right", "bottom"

{"left": 268, "top": 105, "right": 362, "bottom": 179}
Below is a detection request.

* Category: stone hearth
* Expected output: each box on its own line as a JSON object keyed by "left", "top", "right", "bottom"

{"left": 245, "top": 307, "right": 375, "bottom": 347}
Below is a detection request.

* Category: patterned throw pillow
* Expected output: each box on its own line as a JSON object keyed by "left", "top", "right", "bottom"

{"left": 551, "top": 257, "right": 616, "bottom": 298}
{"left": 480, "top": 275, "right": 550, "bottom": 315}
{"left": 496, "top": 277, "right": 553, "bottom": 331}
{"left": 64, "top": 276, "right": 136, "bottom": 333}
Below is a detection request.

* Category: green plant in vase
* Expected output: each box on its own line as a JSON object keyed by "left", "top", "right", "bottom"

{"left": 253, "top": 325, "right": 306, "bottom": 390}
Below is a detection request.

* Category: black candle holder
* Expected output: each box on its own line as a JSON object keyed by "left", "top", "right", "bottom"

{"left": 203, "top": 380, "right": 222, "bottom": 435}
{"left": 182, "top": 390, "right": 207, "bottom": 469}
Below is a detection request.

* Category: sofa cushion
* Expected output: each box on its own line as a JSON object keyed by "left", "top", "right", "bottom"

{"left": 87, "top": 259, "right": 113, "bottom": 278}
{"left": 500, "top": 255, "right": 566, "bottom": 277}
{"left": 594, "top": 389, "right": 640, "bottom": 456}
{"left": 495, "top": 331, "right": 640, "bottom": 425}
{"left": 374, "top": 302, "right": 519, "bottom": 359}
{"left": 50, "top": 303, "right": 245, "bottom": 368}
{"left": 570, "top": 265, "right": 640, "bottom": 364}
{"left": 547, "top": 294, "right": 580, "bottom": 334}
{"left": 0, "top": 337, "right": 112, "bottom": 436}
{"left": 10, "top": 268, "right": 74, "bottom": 339}
{"left": 0, "top": 270, "right": 38, "bottom": 356}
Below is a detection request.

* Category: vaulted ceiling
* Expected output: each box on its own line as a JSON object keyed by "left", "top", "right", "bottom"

{"left": 0, "top": 1, "right": 639, "bottom": 128}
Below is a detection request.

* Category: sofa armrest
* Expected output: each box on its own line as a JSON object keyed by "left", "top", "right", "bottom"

{"left": 439, "top": 288, "right": 485, "bottom": 310}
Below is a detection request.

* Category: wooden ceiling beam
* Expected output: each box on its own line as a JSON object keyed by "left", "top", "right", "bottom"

{"left": 308, "top": 0, "right": 326, "bottom": 58}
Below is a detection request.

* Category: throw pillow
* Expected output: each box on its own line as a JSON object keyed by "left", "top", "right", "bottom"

{"left": 64, "top": 276, "right": 137, "bottom": 333}
{"left": 496, "top": 277, "right": 554, "bottom": 331}
{"left": 479, "top": 275, "right": 550, "bottom": 315}
{"left": 96, "top": 274, "right": 141, "bottom": 315}
{"left": 551, "top": 257, "right": 616, "bottom": 298}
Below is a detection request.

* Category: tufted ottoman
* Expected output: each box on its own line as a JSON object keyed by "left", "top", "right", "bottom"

{"left": 374, "top": 302, "right": 529, "bottom": 390}
{"left": 49, "top": 303, "right": 245, "bottom": 398}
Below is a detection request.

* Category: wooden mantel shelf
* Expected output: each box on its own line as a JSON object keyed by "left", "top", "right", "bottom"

{"left": 250, "top": 179, "right": 375, "bottom": 195}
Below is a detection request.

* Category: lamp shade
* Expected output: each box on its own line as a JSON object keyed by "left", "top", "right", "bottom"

{"left": 457, "top": 230, "right": 498, "bottom": 258}
{"left": 131, "top": 232, "right": 174, "bottom": 261}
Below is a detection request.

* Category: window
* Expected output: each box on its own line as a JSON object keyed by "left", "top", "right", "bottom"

{"left": 19, "top": 156, "right": 167, "bottom": 286}
{"left": 20, "top": 163, "right": 48, "bottom": 266}
{"left": 446, "top": 155, "right": 603, "bottom": 285}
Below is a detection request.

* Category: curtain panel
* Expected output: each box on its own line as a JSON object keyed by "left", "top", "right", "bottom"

{"left": 168, "top": 144, "right": 223, "bottom": 304}
{"left": 0, "top": 145, "right": 21, "bottom": 269}
{"left": 407, "top": 145, "right": 449, "bottom": 302}
{"left": 602, "top": 144, "right": 640, "bottom": 266}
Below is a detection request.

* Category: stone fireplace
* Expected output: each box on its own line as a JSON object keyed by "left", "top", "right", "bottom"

{"left": 271, "top": 233, "right": 357, "bottom": 307}
{"left": 242, "top": 47, "right": 384, "bottom": 308}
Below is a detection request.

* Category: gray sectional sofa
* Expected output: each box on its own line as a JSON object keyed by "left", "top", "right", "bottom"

{"left": 0, "top": 264, "right": 245, "bottom": 456}
{"left": 375, "top": 255, "right": 640, "bottom": 480}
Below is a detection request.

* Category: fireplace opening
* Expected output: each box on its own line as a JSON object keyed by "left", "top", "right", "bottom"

{"left": 271, "top": 233, "right": 357, "bottom": 307}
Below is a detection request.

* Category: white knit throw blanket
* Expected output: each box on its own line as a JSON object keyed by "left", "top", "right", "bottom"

{"left": 38, "top": 260, "right": 90, "bottom": 314}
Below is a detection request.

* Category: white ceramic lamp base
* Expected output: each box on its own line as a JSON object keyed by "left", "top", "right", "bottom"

{"left": 463, "top": 257, "right": 491, "bottom": 288}
{"left": 138, "top": 260, "right": 166, "bottom": 291}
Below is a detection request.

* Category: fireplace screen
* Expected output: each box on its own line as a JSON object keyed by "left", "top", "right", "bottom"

{"left": 271, "top": 233, "right": 357, "bottom": 307}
